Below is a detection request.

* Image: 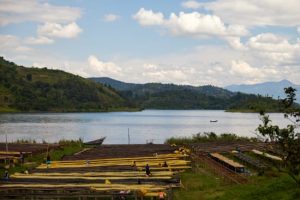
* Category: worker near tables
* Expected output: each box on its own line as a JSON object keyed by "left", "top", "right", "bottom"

{"left": 131, "top": 161, "right": 136, "bottom": 167}
{"left": 19, "top": 152, "right": 24, "bottom": 165}
{"left": 145, "top": 164, "right": 151, "bottom": 176}
{"left": 162, "top": 161, "right": 168, "bottom": 167}
{"left": 158, "top": 191, "right": 166, "bottom": 199}
{"left": 236, "top": 146, "right": 241, "bottom": 153}
{"left": 3, "top": 170, "right": 9, "bottom": 180}
{"left": 46, "top": 153, "right": 51, "bottom": 168}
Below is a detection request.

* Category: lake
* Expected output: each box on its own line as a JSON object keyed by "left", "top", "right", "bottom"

{"left": 0, "top": 110, "right": 291, "bottom": 144}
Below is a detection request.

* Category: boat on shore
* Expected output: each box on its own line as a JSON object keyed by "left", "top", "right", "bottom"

{"left": 84, "top": 137, "right": 106, "bottom": 145}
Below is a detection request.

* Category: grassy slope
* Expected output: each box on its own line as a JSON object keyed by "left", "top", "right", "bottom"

{"left": 174, "top": 170, "right": 300, "bottom": 200}
{"left": 0, "top": 57, "right": 129, "bottom": 112}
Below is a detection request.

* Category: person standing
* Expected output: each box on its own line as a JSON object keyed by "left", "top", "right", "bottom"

{"left": 46, "top": 153, "right": 51, "bottom": 168}
{"left": 145, "top": 164, "right": 151, "bottom": 176}
{"left": 158, "top": 191, "right": 166, "bottom": 199}
{"left": 19, "top": 152, "right": 24, "bottom": 165}
{"left": 3, "top": 170, "right": 9, "bottom": 180}
{"left": 162, "top": 161, "right": 168, "bottom": 167}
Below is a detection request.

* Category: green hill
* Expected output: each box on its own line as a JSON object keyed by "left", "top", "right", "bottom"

{"left": 89, "top": 77, "right": 140, "bottom": 91}
{"left": 0, "top": 57, "right": 128, "bottom": 112}
{"left": 91, "top": 77, "right": 283, "bottom": 112}
{"left": 0, "top": 57, "right": 285, "bottom": 113}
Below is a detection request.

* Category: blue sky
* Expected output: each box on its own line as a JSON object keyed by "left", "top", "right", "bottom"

{"left": 0, "top": 0, "right": 300, "bottom": 86}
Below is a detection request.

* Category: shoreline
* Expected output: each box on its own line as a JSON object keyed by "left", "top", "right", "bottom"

{"left": 0, "top": 108, "right": 284, "bottom": 114}
{"left": 0, "top": 107, "right": 143, "bottom": 114}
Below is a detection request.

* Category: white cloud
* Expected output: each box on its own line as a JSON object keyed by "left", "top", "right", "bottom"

{"left": 248, "top": 33, "right": 293, "bottom": 52}
{"left": 133, "top": 8, "right": 164, "bottom": 26}
{"left": 103, "top": 14, "right": 120, "bottom": 22}
{"left": 0, "top": 1, "right": 83, "bottom": 45}
{"left": 214, "top": 66, "right": 224, "bottom": 72}
{"left": 0, "top": 0, "right": 82, "bottom": 26}
{"left": 200, "top": 0, "right": 300, "bottom": 27}
{"left": 87, "top": 55, "right": 122, "bottom": 76}
{"left": 0, "top": 35, "right": 20, "bottom": 49}
{"left": 298, "top": 27, "right": 300, "bottom": 34}
{"left": 142, "top": 69, "right": 187, "bottom": 82}
{"left": 167, "top": 12, "right": 248, "bottom": 37}
{"left": 230, "top": 60, "right": 261, "bottom": 78}
{"left": 133, "top": 9, "right": 248, "bottom": 39}
{"left": 230, "top": 60, "right": 279, "bottom": 83}
{"left": 32, "top": 62, "right": 48, "bottom": 68}
{"left": 37, "top": 22, "right": 82, "bottom": 38}
{"left": 181, "top": 1, "right": 201, "bottom": 9}
{"left": 225, "top": 37, "right": 247, "bottom": 50}
{"left": 0, "top": 34, "right": 32, "bottom": 52}
{"left": 24, "top": 36, "right": 53, "bottom": 45}
{"left": 143, "top": 63, "right": 158, "bottom": 70}
{"left": 246, "top": 33, "right": 300, "bottom": 65}
{"left": 3, "top": 41, "right": 299, "bottom": 87}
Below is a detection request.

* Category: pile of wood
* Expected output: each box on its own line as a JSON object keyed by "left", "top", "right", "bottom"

{"left": 0, "top": 146, "right": 191, "bottom": 199}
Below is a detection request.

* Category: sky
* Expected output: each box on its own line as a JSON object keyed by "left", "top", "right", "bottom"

{"left": 0, "top": 0, "right": 300, "bottom": 87}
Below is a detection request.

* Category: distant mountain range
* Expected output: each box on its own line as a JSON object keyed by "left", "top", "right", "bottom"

{"left": 90, "top": 77, "right": 283, "bottom": 111}
{"left": 90, "top": 77, "right": 234, "bottom": 98}
{"left": 0, "top": 56, "right": 291, "bottom": 113}
{"left": 225, "top": 80, "right": 300, "bottom": 103}
{"left": 89, "top": 77, "right": 140, "bottom": 91}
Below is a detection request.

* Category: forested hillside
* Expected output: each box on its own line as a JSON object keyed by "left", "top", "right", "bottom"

{"left": 91, "top": 77, "right": 284, "bottom": 112}
{"left": 0, "top": 57, "right": 285, "bottom": 113}
{"left": 0, "top": 57, "right": 127, "bottom": 112}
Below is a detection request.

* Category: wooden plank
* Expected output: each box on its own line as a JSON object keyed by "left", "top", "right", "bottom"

{"left": 52, "top": 153, "right": 187, "bottom": 163}
{"left": 14, "top": 171, "right": 175, "bottom": 177}
{"left": 252, "top": 149, "right": 282, "bottom": 161}
{"left": 210, "top": 153, "right": 244, "bottom": 168}
{"left": 36, "top": 160, "right": 190, "bottom": 169}
{"left": 0, "top": 151, "right": 31, "bottom": 155}
{"left": 11, "top": 174, "right": 173, "bottom": 180}
{"left": 0, "top": 155, "right": 15, "bottom": 159}
{"left": 0, "top": 183, "right": 169, "bottom": 191}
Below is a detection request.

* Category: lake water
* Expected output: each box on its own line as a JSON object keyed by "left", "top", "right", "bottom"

{"left": 0, "top": 110, "right": 292, "bottom": 144}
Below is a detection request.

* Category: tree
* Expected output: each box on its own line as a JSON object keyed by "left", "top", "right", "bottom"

{"left": 26, "top": 74, "right": 32, "bottom": 81}
{"left": 257, "top": 87, "right": 300, "bottom": 186}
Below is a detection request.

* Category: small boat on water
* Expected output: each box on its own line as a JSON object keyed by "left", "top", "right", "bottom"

{"left": 84, "top": 137, "right": 106, "bottom": 145}
{"left": 210, "top": 120, "right": 218, "bottom": 123}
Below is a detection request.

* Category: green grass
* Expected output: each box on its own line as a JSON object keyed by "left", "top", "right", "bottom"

{"left": 218, "top": 175, "right": 300, "bottom": 200}
{"left": 173, "top": 169, "right": 222, "bottom": 200}
{"left": 174, "top": 170, "right": 300, "bottom": 200}
{"left": 165, "top": 133, "right": 254, "bottom": 145}
{"left": 0, "top": 106, "right": 19, "bottom": 112}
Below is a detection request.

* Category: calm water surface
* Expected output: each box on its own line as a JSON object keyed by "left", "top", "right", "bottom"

{"left": 0, "top": 110, "right": 291, "bottom": 144}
